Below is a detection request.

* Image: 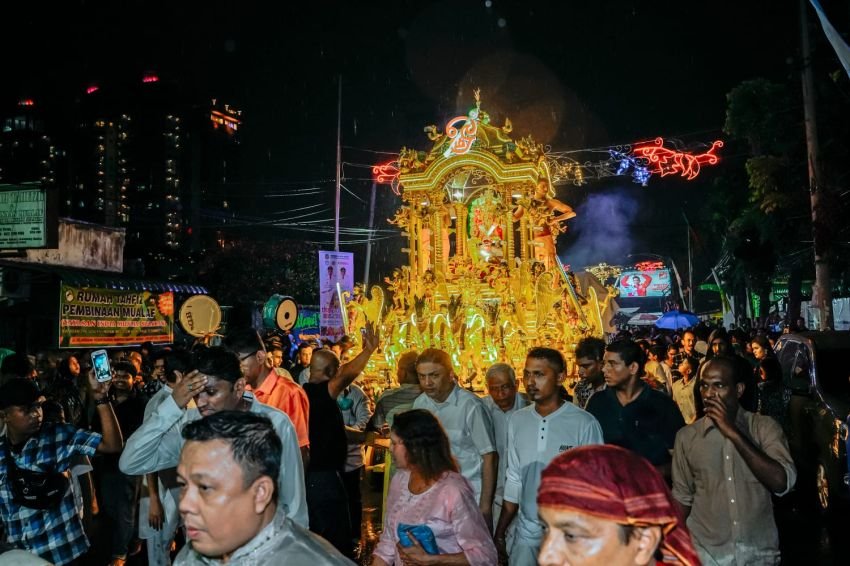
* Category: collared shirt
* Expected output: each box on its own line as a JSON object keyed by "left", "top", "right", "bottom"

{"left": 672, "top": 378, "right": 697, "bottom": 424}
{"left": 572, "top": 379, "right": 606, "bottom": 410}
{"left": 503, "top": 403, "right": 604, "bottom": 540}
{"left": 144, "top": 383, "right": 174, "bottom": 420}
{"left": 0, "top": 423, "right": 102, "bottom": 565}
{"left": 586, "top": 385, "right": 685, "bottom": 466}
{"left": 413, "top": 386, "right": 496, "bottom": 501}
{"left": 370, "top": 383, "right": 421, "bottom": 428}
{"left": 672, "top": 410, "right": 797, "bottom": 566}
{"left": 119, "top": 391, "right": 308, "bottom": 528}
{"left": 173, "top": 508, "right": 354, "bottom": 566}
{"left": 339, "top": 384, "right": 371, "bottom": 471}
{"left": 252, "top": 369, "right": 311, "bottom": 448}
{"left": 482, "top": 393, "right": 528, "bottom": 501}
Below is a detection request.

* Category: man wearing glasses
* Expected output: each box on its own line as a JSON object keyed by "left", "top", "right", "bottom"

{"left": 224, "top": 329, "right": 310, "bottom": 466}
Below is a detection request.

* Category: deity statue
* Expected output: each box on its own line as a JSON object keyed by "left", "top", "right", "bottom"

{"left": 514, "top": 179, "right": 576, "bottom": 271}
{"left": 384, "top": 268, "right": 409, "bottom": 311}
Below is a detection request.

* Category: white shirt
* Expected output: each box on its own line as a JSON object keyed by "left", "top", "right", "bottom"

{"left": 143, "top": 383, "right": 173, "bottom": 420}
{"left": 482, "top": 394, "right": 528, "bottom": 502}
{"left": 119, "top": 391, "right": 308, "bottom": 528}
{"left": 413, "top": 385, "right": 496, "bottom": 501}
{"left": 504, "top": 402, "right": 604, "bottom": 540}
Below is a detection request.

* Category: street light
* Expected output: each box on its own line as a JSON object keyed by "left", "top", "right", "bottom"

{"left": 627, "top": 253, "right": 687, "bottom": 309}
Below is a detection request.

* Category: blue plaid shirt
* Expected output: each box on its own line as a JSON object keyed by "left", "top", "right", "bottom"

{"left": 0, "top": 423, "right": 102, "bottom": 565}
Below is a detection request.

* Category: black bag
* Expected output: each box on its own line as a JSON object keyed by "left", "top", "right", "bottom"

{"left": 3, "top": 442, "right": 69, "bottom": 509}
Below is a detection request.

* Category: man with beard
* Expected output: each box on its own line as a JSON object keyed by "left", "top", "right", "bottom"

{"left": 494, "top": 348, "right": 603, "bottom": 565}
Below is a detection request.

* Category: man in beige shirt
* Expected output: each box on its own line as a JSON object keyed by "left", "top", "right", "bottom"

{"left": 672, "top": 356, "right": 796, "bottom": 566}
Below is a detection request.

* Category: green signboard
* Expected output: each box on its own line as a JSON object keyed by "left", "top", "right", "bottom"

{"left": 59, "top": 285, "right": 174, "bottom": 348}
{"left": 0, "top": 185, "right": 49, "bottom": 249}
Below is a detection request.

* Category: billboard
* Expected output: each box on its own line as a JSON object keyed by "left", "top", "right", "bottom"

{"left": 59, "top": 285, "right": 174, "bottom": 348}
{"left": 318, "top": 251, "right": 354, "bottom": 340}
{"left": 617, "top": 269, "right": 671, "bottom": 298}
{"left": 0, "top": 185, "right": 55, "bottom": 249}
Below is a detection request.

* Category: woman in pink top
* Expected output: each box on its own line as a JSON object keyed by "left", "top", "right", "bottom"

{"left": 370, "top": 409, "right": 497, "bottom": 566}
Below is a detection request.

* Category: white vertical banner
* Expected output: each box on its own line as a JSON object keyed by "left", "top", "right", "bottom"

{"left": 318, "top": 250, "right": 354, "bottom": 341}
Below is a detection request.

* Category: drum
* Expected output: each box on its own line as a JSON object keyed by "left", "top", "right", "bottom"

{"left": 178, "top": 295, "right": 222, "bottom": 337}
{"left": 262, "top": 295, "right": 299, "bottom": 332}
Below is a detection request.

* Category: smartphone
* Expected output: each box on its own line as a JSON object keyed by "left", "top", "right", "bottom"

{"left": 91, "top": 349, "right": 112, "bottom": 382}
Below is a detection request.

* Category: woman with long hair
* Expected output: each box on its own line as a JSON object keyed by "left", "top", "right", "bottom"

{"left": 750, "top": 335, "right": 773, "bottom": 361}
{"left": 756, "top": 356, "right": 787, "bottom": 425}
{"left": 370, "top": 409, "right": 497, "bottom": 566}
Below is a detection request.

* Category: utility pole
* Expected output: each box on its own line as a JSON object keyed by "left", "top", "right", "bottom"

{"left": 683, "top": 212, "right": 694, "bottom": 312}
{"left": 364, "top": 180, "right": 377, "bottom": 289}
{"left": 334, "top": 76, "right": 342, "bottom": 252}
{"left": 800, "top": 0, "right": 833, "bottom": 329}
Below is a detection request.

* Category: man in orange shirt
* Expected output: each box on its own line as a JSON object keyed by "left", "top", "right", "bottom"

{"left": 224, "top": 329, "right": 310, "bottom": 466}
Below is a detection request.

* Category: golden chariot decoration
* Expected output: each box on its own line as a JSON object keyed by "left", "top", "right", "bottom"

{"left": 353, "top": 92, "right": 612, "bottom": 389}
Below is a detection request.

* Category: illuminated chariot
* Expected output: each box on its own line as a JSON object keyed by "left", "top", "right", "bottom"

{"left": 349, "top": 92, "right": 613, "bottom": 388}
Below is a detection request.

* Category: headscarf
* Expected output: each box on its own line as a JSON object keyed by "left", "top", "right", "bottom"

{"left": 537, "top": 445, "right": 700, "bottom": 566}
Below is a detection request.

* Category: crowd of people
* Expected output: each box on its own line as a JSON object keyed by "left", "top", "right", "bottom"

{"left": 0, "top": 319, "right": 801, "bottom": 565}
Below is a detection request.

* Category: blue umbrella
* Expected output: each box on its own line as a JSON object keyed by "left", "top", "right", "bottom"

{"left": 654, "top": 310, "right": 699, "bottom": 330}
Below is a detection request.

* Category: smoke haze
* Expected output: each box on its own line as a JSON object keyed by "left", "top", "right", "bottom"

{"left": 559, "top": 189, "right": 638, "bottom": 269}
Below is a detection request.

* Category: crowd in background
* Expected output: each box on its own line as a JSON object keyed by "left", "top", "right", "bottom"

{"left": 0, "top": 315, "right": 804, "bottom": 565}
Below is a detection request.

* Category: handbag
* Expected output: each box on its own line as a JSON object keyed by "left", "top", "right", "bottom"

{"left": 397, "top": 523, "right": 439, "bottom": 554}
{"left": 3, "top": 441, "right": 69, "bottom": 510}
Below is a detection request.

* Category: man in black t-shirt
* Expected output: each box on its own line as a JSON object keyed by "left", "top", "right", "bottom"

{"left": 303, "top": 323, "right": 379, "bottom": 558}
{"left": 586, "top": 340, "right": 685, "bottom": 481}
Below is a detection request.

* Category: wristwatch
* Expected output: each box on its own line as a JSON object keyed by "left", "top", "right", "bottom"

{"left": 94, "top": 397, "right": 111, "bottom": 406}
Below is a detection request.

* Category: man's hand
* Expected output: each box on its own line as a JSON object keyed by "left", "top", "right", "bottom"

{"left": 172, "top": 370, "right": 208, "bottom": 409}
{"left": 480, "top": 505, "right": 493, "bottom": 535}
{"left": 397, "top": 536, "right": 433, "bottom": 566}
{"left": 148, "top": 495, "right": 164, "bottom": 530}
{"left": 361, "top": 321, "right": 380, "bottom": 353}
{"left": 495, "top": 536, "right": 509, "bottom": 566}
{"left": 87, "top": 369, "right": 110, "bottom": 401}
{"left": 703, "top": 397, "right": 739, "bottom": 439}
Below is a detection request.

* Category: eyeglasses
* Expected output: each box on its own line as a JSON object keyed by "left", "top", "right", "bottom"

{"left": 238, "top": 351, "right": 258, "bottom": 363}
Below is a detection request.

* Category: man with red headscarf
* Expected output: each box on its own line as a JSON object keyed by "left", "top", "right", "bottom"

{"left": 536, "top": 444, "right": 700, "bottom": 566}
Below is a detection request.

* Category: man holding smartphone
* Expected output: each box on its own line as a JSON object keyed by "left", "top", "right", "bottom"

{"left": 0, "top": 374, "right": 123, "bottom": 565}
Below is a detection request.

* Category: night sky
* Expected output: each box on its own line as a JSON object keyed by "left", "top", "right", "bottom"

{"left": 3, "top": 0, "right": 830, "bottom": 283}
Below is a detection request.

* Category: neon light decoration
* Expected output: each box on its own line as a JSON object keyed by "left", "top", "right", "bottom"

{"left": 372, "top": 161, "right": 401, "bottom": 194}
{"left": 443, "top": 113, "right": 479, "bottom": 157}
{"left": 634, "top": 260, "right": 665, "bottom": 272}
{"left": 632, "top": 138, "right": 723, "bottom": 181}
{"left": 18, "top": 99, "right": 34, "bottom": 106}
{"left": 142, "top": 74, "right": 160, "bottom": 83}
{"left": 86, "top": 85, "right": 99, "bottom": 94}
{"left": 443, "top": 87, "right": 483, "bottom": 158}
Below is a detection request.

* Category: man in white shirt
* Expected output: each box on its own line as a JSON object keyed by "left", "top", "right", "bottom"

{"left": 119, "top": 347, "right": 308, "bottom": 528}
{"left": 412, "top": 348, "right": 497, "bottom": 529}
{"left": 140, "top": 349, "right": 192, "bottom": 566}
{"left": 494, "top": 347, "right": 604, "bottom": 566}
{"left": 482, "top": 363, "right": 527, "bottom": 527}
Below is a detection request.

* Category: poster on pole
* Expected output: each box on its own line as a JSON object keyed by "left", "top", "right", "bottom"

{"left": 59, "top": 285, "right": 174, "bottom": 348}
{"left": 318, "top": 250, "right": 354, "bottom": 341}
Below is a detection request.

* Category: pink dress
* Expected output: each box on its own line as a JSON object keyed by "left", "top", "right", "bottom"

{"left": 373, "top": 470, "right": 497, "bottom": 566}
